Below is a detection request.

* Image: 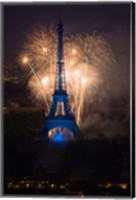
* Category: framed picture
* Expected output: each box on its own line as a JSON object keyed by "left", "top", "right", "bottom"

{"left": 1, "top": 1, "right": 135, "bottom": 198}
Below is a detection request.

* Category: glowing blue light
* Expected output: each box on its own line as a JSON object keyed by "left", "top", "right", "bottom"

{"left": 52, "top": 131, "right": 65, "bottom": 143}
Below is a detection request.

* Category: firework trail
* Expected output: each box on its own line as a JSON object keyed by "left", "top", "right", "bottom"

{"left": 21, "top": 56, "right": 50, "bottom": 113}
{"left": 21, "top": 25, "right": 116, "bottom": 127}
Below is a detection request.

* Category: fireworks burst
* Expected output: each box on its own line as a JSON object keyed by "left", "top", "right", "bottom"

{"left": 20, "top": 25, "right": 116, "bottom": 127}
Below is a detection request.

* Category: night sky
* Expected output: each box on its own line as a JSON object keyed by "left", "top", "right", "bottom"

{"left": 4, "top": 2, "right": 130, "bottom": 59}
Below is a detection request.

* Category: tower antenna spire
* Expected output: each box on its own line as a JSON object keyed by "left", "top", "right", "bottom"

{"left": 58, "top": 17, "right": 63, "bottom": 29}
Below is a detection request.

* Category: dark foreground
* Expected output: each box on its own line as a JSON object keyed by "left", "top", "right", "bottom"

{"left": 4, "top": 136, "right": 131, "bottom": 197}
{"left": 3, "top": 111, "right": 131, "bottom": 197}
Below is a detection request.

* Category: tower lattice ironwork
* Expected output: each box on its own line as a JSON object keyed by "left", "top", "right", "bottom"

{"left": 42, "top": 20, "right": 79, "bottom": 140}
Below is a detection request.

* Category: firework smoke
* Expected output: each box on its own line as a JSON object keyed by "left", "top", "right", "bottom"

{"left": 20, "top": 25, "right": 129, "bottom": 139}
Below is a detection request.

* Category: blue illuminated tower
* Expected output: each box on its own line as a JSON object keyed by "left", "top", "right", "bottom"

{"left": 42, "top": 20, "right": 79, "bottom": 140}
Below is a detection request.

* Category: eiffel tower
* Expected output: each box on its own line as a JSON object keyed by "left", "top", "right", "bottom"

{"left": 42, "top": 20, "right": 79, "bottom": 141}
